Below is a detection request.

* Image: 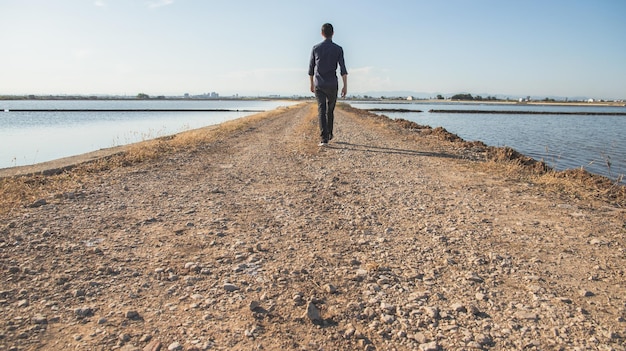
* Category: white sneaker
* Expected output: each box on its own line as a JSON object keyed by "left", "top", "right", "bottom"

{"left": 318, "top": 141, "right": 328, "bottom": 146}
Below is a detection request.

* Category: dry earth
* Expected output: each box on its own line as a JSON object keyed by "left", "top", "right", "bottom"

{"left": 1, "top": 103, "right": 625, "bottom": 351}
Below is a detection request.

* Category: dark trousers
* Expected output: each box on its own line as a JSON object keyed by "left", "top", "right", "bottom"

{"left": 315, "top": 87, "right": 338, "bottom": 142}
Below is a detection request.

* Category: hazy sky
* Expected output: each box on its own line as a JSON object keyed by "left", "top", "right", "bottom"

{"left": 1, "top": 0, "right": 625, "bottom": 99}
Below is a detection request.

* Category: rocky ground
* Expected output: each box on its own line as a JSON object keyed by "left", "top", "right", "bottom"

{"left": 1, "top": 103, "right": 625, "bottom": 351}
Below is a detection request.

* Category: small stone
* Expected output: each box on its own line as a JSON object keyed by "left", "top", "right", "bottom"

{"left": 304, "top": 301, "right": 322, "bottom": 323}
{"left": 143, "top": 340, "right": 163, "bottom": 351}
{"left": 249, "top": 300, "right": 261, "bottom": 311}
{"left": 224, "top": 283, "right": 239, "bottom": 292}
{"left": 579, "top": 290, "right": 594, "bottom": 297}
{"left": 29, "top": 199, "right": 47, "bottom": 208}
{"left": 167, "top": 341, "right": 182, "bottom": 351}
{"left": 139, "top": 334, "right": 152, "bottom": 343}
{"left": 475, "top": 292, "right": 487, "bottom": 301}
{"left": 31, "top": 314, "right": 48, "bottom": 324}
{"left": 75, "top": 306, "right": 94, "bottom": 318}
{"left": 423, "top": 306, "right": 439, "bottom": 319}
{"left": 343, "top": 324, "right": 356, "bottom": 339}
{"left": 97, "top": 317, "right": 107, "bottom": 324}
{"left": 409, "top": 291, "right": 430, "bottom": 301}
{"left": 125, "top": 310, "right": 140, "bottom": 319}
{"left": 380, "top": 314, "right": 395, "bottom": 324}
{"left": 555, "top": 297, "right": 572, "bottom": 304}
{"left": 466, "top": 272, "right": 484, "bottom": 283}
{"left": 119, "top": 333, "right": 131, "bottom": 342}
{"left": 380, "top": 302, "right": 396, "bottom": 313}
{"left": 475, "top": 333, "right": 492, "bottom": 345}
{"left": 354, "top": 269, "right": 368, "bottom": 281}
{"left": 412, "top": 332, "right": 428, "bottom": 344}
{"left": 324, "top": 283, "right": 337, "bottom": 294}
{"left": 515, "top": 311, "right": 539, "bottom": 321}
{"left": 17, "top": 299, "right": 29, "bottom": 308}
{"left": 451, "top": 302, "right": 467, "bottom": 313}
{"left": 419, "top": 341, "right": 439, "bottom": 351}
{"left": 293, "top": 293, "right": 304, "bottom": 305}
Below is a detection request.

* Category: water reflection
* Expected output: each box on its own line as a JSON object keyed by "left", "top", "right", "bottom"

{"left": 350, "top": 102, "right": 626, "bottom": 182}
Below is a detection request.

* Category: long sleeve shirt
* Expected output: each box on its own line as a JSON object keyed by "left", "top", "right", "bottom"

{"left": 308, "top": 38, "right": 348, "bottom": 90}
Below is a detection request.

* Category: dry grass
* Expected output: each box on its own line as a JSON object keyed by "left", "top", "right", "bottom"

{"left": 343, "top": 103, "right": 626, "bottom": 208}
{"left": 289, "top": 104, "right": 320, "bottom": 154}
{"left": 0, "top": 105, "right": 305, "bottom": 215}
{"left": 2, "top": 103, "right": 623, "bottom": 215}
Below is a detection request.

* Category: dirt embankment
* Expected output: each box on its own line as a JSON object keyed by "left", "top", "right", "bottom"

{"left": 1, "top": 103, "right": 625, "bottom": 351}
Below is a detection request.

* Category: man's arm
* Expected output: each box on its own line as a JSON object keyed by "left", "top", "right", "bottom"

{"left": 308, "top": 47, "right": 316, "bottom": 93}
{"left": 338, "top": 46, "right": 348, "bottom": 98}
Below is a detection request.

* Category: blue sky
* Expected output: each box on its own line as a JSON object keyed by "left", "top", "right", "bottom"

{"left": 1, "top": 0, "right": 625, "bottom": 99}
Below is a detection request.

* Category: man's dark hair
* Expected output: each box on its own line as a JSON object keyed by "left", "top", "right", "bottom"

{"left": 321, "top": 23, "right": 334, "bottom": 38}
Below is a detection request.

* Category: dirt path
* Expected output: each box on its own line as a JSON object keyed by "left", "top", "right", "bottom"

{"left": 1, "top": 103, "right": 625, "bottom": 351}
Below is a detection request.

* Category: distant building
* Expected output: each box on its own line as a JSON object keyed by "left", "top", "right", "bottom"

{"left": 407, "top": 96, "right": 413, "bottom": 101}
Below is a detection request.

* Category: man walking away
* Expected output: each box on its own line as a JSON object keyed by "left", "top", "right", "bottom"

{"left": 309, "top": 23, "right": 348, "bottom": 146}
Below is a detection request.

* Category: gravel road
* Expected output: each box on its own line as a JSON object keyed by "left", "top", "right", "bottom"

{"left": 1, "top": 103, "right": 624, "bottom": 350}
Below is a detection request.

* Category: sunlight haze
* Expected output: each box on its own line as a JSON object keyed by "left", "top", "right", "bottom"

{"left": 1, "top": 0, "right": 625, "bottom": 99}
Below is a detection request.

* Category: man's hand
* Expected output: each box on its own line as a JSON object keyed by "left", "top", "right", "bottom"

{"left": 341, "top": 86, "right": 347, "bottom": 98}
{"left": 310, "top": 83, "right": 315, "bottom": 94}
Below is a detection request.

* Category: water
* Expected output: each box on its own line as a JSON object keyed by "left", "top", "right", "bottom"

{"left": 0, "top": 99, "right": 297, "bottom": 170}
{"left": 350, "top": 101, "right": 626, "bottom": 183}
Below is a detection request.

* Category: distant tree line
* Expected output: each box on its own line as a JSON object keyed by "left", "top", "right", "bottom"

{"left": 450, "top": 93, "right": 498, "bottom": 101}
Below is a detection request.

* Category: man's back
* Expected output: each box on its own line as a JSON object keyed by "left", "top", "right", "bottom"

{"left": 309, "top": 39, "right": 347, "bottom": 90}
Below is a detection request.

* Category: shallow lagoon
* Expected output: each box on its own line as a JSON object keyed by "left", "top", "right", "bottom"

{"left": 351, "top": 101, "right": 626, "bottom": 182}
{"left": 0, "top": 100, "right": 296, "bottom": 169}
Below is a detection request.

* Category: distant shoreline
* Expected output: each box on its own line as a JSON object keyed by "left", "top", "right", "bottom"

{"left": 1, "top": 96, "right": 624, "bottom": 107}
{"left": 353, "top": 99, "right": 626, "bottom": 107}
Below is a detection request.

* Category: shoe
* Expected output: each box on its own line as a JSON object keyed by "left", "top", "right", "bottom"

{"left": 329, "top": 133, "right": 333, "bottom": 141}
{"left": 318, "top": 140, "right": 328, "bottom": 146}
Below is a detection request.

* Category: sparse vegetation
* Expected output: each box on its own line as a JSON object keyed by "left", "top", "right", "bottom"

{"left": 2, "top": 102, "right": 624, "bottom": 217}
{"left": 0, "top": 105, "right": 302, "bottom": 214}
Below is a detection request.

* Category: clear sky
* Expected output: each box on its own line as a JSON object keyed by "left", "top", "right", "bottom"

{"left": 1, "top": 0, "right": 625, "bottom": 99}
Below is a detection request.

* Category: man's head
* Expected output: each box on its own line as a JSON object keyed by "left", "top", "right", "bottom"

{"left": 321, "top": 23, "right": 334, "bottom": 38}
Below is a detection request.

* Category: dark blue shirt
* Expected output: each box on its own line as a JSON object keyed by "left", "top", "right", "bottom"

{"left": 309, "top": 39, "right": 348, "bottom": 90}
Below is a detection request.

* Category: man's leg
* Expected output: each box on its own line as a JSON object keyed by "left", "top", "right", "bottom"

{"left": 326, "top": 88, "right": 338, "bottom": 140}
{"left": 315, "top": 88, "right": 329, "bottom": 142}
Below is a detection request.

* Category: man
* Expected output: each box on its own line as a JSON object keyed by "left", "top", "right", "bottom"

{"left": 308, "top": 23, "right": 348, "bottom": 146}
